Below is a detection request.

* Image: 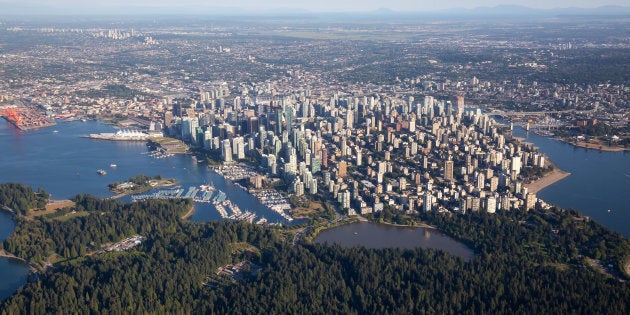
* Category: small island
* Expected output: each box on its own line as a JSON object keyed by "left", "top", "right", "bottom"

{"left": 108, "top": 174, "right": 177, "bottom": 199}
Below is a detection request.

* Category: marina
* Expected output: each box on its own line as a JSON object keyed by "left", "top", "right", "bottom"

{"left": 148, "top": 150, "right": 175, "bottom": 159}
{"left": 131, "top": 188, "right": 185, "bottom": 201}
{"left": 0, "top": 120, "right": 293, "bottom": 225}
{"left": 130, "top": 185, "right": 268, "bottom": 224}
{"left": 249, "top": 189, "right": 294, "bottom": 222}
{"left": 211, "top": 164, "right": 295, "bottom": 222}
{"left": 212, "top": 164, "right": 259, "bottom": 181}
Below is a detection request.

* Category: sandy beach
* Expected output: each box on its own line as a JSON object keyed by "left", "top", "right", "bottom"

{"left": 525, "top": 167, "right": 571, "bottom": 194}
{"left": 512, "top": 136, "right": 572, "bottom": 194}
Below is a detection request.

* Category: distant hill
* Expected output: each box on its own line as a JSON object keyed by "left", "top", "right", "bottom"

{"left": 448, "top": 5, "right": 630, "bottom": 17}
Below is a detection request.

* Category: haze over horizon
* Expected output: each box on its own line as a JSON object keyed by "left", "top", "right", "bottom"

{"left": 1, "top": 0, "right": 629, "bottom": 15}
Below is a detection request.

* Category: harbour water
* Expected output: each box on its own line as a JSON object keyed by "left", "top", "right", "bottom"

{"left": 314, "top": 222, "right": 474, "bottom": 260}
{"left": 0, "top": 119, "right": 290, "bottom": 224}
{"left": 0, "top": 119, "right": 294, "bottom": 300}
{"left": 512, "top": 127, "right": 630, "bottom": 238}
{"left": 0, "top": 211, "right": 30, "bottom": 300}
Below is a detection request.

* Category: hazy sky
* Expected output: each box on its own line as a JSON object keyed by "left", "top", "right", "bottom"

{"left": 1, "top": 0, "right": 628, "bottom": 12}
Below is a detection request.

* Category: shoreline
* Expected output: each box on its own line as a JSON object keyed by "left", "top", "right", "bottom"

{"left": 376, "top": 220, "right": 437, "bottom": 230}
{"left": 181, "top": 204, "right": 196, "bottom": 220}
{"left": 109, "top": 179, "right": 178, "bottom": 200}
{"left": 1, "top": 116, "right": 56, "bottom": 131}
{"left": 0, "top": 209, "right": 39, "bottom": 273}
{"left": 1, "top": 206, "right": 16, "bottom": 214}
{"left": 0, "top": 249, "right": 41, "bottom": 273}
{"left": 524, "top": 164, "right": 571, "bottom": 195}
{"left": 558, "top": 138, "right": 630, "bottom": 152}
{"left": 304, "top": 216, "right": 361, "bottom": 242}
{"left": 512, "top": 134, "right": 572, "bottom": 194}
{"left": 307, "top": 216, "right": 437, "bottom": 242}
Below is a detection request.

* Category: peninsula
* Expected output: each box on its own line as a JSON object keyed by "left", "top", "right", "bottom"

{"left": 108, "top": 174, "right": 177, "bottom": 199}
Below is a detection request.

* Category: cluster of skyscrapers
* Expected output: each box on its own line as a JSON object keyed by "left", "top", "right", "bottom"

{"left": 166, "top": 87, "right": 548, "bottom": 216}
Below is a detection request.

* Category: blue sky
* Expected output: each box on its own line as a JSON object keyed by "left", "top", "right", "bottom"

{"left": 0, "top": 0, "right": 628, "bottom": 12}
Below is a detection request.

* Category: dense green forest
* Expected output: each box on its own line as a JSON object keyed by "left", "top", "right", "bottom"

{"left": 3, "top": 194, "right": 195, "bottom": 265}
{"left": 0, "top": 183, "right": 48, "bottom": 215}
{"left": 1, "top": 183, "right": 629, "bottom": 314}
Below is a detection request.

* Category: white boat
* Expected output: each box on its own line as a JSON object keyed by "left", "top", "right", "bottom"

{"left": 110, "top": 164, "right": 117, "bottom": 168}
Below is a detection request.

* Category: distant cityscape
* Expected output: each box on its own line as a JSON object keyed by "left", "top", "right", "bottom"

{"left": 0, "top": 16, "right": 628, "bottom": 223}
{"left": 1, "top": 11, "right": 630, "bottom": 313}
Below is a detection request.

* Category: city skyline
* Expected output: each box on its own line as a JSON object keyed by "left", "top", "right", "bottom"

{"left": 1, "top": 10, "right": 629, "bottom": 313}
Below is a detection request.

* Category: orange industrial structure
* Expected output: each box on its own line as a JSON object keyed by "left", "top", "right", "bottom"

{"left": 1, "top": 108, "right": 23, "bottom": 126}
{"left": 1, "top": 107, "right": 54, "bottom": 130}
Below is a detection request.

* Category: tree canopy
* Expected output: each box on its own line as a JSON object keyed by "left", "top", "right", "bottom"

{"left": 1, "top": 183, "right": 629, "bottom": 314}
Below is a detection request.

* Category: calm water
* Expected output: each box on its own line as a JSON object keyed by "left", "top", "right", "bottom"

{"left": 0, "top": 119, "right": 290, "bottom": 224}
{"left": 314, "top": 222, "right": 474, "bottom": 260}
{"left": 512, "top": 127, "right": 630, "bottom": 238}
{"left": 0, "top": 119, "right": 295, "bottom": 300}
{"left": 0, "top": 211, "right": 30, "bottom": 300}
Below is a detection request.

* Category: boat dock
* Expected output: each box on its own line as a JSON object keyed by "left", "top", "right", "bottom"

{"left": 212, "top": 167, "right": 295, "bottom": 223}
{"left": 250, "top": 190, "right": 294, "bottom": 222}
{"left": 183, "top": 186, "right": 199, "bottom": 198}
{"left": 129, "top": 184, "right": 264, "bottom": 224}
{"left": 131, "top": 188, "right": 184, "bottom": 201}
{"left": 213, "top": 191, "right": 227, "bottom": 203}
{"left": 212, "top": 164, "right": 259, "bottom": 181}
